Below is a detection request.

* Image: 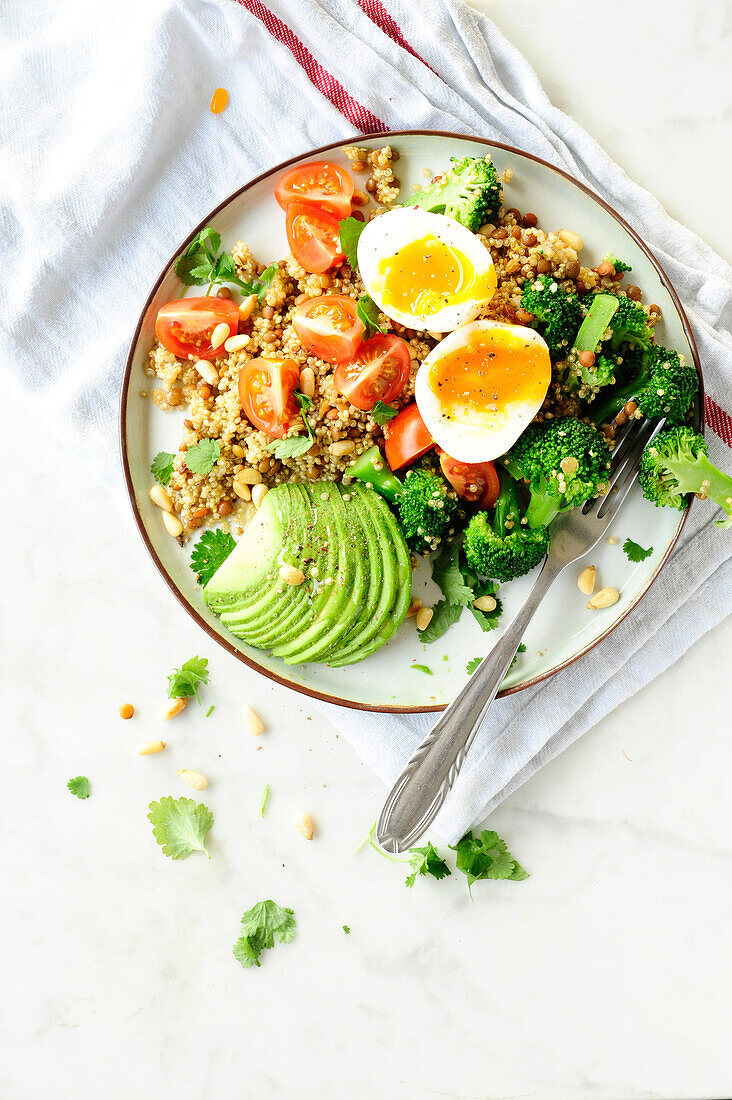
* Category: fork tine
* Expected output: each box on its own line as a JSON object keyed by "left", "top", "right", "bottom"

{"left": 595, "top": 418, "right": 666, "bottom": 520}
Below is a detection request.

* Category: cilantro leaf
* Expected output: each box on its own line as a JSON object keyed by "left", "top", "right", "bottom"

{"left": 67, "top": 776, "right": 90, "bottom": 799}
{"left": 451, "top": 830, "right": 528, "bottom": 891}
{"left": 233, "top": 900, "right": 296, "bottom": 968}
{"left": 339, "top": 216, "right": 366, "bottom": 269}
{"left": 371, "top": 401, "right": 398, "bottom": 426}
{"left": 405, "top": 842, "right": 451, "bottom": 888}
{"left": 267, "top": 435, "right": 313, "bottom": 459}
{"left": 470, "top": 584, "right": 503, "bottom": 632}
{"left": 151, "top": 451, "right": 175, "bottom": 486}
{"left": 356, "top": 295, "right": 386, "bottom": 339}
{"left": 184, "top": 439, "right": 221, "bottom": 476}
{"left": 510, "top": 643, "right": 527, "bottom": 667}
{"left": 147, "top": 796, "right": 213, "bottom": 859}
{"left": 432, "top": 543, "right": 474, "bottom": 607}
{"left": 240, "top": 262, "right": 278, "bottom": 304}
{"left": 342, "top": 925, "right": 351, "bottom": 934}
{"left": 190, "top": 529, "right": 236, "bottom": 585}
{"left": 411, "top": 663, "right": 433, "bottom": 675}
{"left": 267, "top": 392, "right": 314, "bottom": 459}
{"left": 466, "top": 656, "right": 482, "bottom": 675}
{"left": 623, "top": 537, "right": 653, "bottom": 562}
{"left": 167, "top": 656, "right": 209, "bottom": 703}
{"left": 417, "top": 598, "right": 463, "bottom": 643}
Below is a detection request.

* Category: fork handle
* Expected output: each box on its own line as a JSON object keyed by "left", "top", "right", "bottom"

{"left": 376, "top": 558, "right": 562, "bottom": 853}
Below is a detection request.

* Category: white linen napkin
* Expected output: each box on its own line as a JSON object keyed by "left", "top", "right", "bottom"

{"left": 3, "top": 0, "right": 730, "bottom": 841}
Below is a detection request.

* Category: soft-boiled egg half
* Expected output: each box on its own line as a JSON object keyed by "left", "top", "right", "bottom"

{"left": 415, "top": 321, "right": 551, "bottom": 462}
{"left": 357, "top": 208, "right": 497, "bottom": 333}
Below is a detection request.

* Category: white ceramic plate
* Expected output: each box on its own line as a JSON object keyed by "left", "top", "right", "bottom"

{"left": 121, "top": 131, "right": 701, "bottom": 712}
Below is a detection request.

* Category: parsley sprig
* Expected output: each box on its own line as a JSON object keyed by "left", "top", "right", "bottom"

{"left": 405, "top": 843, "right": 450, "bottom": 888}
{"left": 451, "top": 830, "right": 528, "bottom": 892}
{"left": 67, "top": 776, "right": 90, "bottom": 799}
{"left": 175, "top": 228, "right": 279, "bottom": 300}
{"left": 418, "top": 544, "right": 502, "bottom": 643}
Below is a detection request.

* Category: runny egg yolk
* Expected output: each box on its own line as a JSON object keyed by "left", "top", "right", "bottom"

{"left": 377, "top": 235, "right": 496, "bottom": 317}
{"left": 427, "top": 328, "right": 551, "bottom": 427}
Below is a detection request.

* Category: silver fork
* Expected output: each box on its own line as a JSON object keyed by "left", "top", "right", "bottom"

{"left": 376, "top": 416, "right": 665, "bottom": 854}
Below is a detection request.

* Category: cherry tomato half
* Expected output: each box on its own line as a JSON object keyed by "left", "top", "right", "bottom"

{"left": 293, "top": 295, "right": 364, "bottom": 364}
{"left": 384, "top": 402, "right": 434, "bottom": 471}
{"left": 334, "top": 334, "right": 411, "bottom": 412}
{"left": 286, "top": 203, "right": 345, "bottom": 274}
{"left": 155, "top": 297, "right": 239, "bottom": 361}
{"left": 439, "top": 454, "right": 500, "bottom": 508}
{"left": 274, "top": 161, "right": 354, "bottom": 219}
{"left": 238, "top": 357, "right": 300, "bottom": 439}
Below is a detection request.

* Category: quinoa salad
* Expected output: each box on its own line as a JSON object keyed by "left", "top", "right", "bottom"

{"left": 139, "top": 143, "right": 727, "bottom": 671}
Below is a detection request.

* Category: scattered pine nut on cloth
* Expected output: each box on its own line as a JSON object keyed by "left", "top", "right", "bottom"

{"left": 2, "top": 0, "right": 730, "bottom": 842}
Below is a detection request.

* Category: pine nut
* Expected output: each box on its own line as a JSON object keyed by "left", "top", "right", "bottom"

{"left": 237, "top": 467, "right": 263, "bottom": 485}
{"left": 177, "top": 768, "right": 208, "bottom": 791}
{"left": 577, "top": 566, "right": 596, "bottom": 595}
{"left": 232, "top": 475, "right": 252, "bottom": 501}
{"left": 149, "top": 484, "right": 173, "bottom": 512}
{"left": 473, "top": 594, "right": 497, "bottom": 613}
{"left": 224, "top": 334, "right": 250, "bottom": 353}
{"left": 558, "top": 229, "right": 584, "bottom": 251}
{"left": 164, "top": 697, "right": 188, "bottom": 720}
{"left": 196, "top": 360, "right": 219, "bottom": 386}
{"left": 136, "top": 740, "right": 166, "bottom": 755}
{"left": 405, "top": 597, "right": 423, "bottom": 618}
{"left": 238, "top": 294, "right": 258, "bottom": 321}
{"left": 294, "top": 811, "right": 314, "bottom": 840}
{"left": 560, "top": 456, "right": 579, "bottom": 476}
{"left": 251, "top": 483, "right": 268, "bottom": 509}
{"left": 416, "top": 606, "right": 433, "bottom": 631}
{"left": 329, "top": 440, "right": 355, "bottom": 456}
{"left": 299, "top": 366, "right": 316, "bottom": 398}
{"left": 243, "top": 706, "right": 264, "bottom": 736}
{"left": 163, "top": 511, "right": 184, "bottom": 537}
{"left": 279, "top": 563, "right": 305, "bottom": 585}
{"left": 587, "top": 587, "right": 619, "bottom": 610}
{"left": 210, "top": 322, "right": 230, "bottom": 350}
{"left": 427, "top": 330, "right": 443, "bottom": 341}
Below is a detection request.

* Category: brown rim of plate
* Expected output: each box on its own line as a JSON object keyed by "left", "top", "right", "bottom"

{"left": 120, "top": 129, "right": 702, "bottom": 715}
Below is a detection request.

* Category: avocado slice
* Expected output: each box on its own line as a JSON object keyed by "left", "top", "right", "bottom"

{"left": 205, "top": 484, "right": 312, "bottom": 632}
{"left": 328, "top": 488, "right": 412, "bottom": 666}
{"left": 271, "top": 482, "right": 368, "bottom": 664}
{"left": 203, "top": 478, "right": 411, "bottom": 667}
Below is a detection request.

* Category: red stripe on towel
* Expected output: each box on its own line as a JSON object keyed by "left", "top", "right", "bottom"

{"left": 705, "top": 394, "right": 732, "bottom": 447}
{"left": 356, "top": 0, "right": 436, "bottom": 74}
{"left": 234, "top": 0, "right": 386, "bottom": 133}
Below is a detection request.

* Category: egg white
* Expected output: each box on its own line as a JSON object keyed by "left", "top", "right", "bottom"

{"left": 415, "top": 321, "right": 551, "bottom": 462}
{"left": 356, "top": 208, "right": 496, "bottom": 333}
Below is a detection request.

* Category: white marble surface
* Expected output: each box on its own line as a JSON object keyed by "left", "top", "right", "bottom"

{"left": 3, "top": 2, "right": 732, "bottom": 1098}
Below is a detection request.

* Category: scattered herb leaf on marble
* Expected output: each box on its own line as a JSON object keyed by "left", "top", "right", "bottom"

{"left": 67, "top": 776, "right": 90, "bottom": 799}
{"left": 233, "top": 900, "right": 296, "bottom": 968}
{"left": 167, "top": 656, "right": 209, "bottom": 703}
{"left": 451, "top": 830, "right": 528, "bottom": 892}
{"left": 405, "top": 842, "right": 451, "bottom": 888}
{"left": 147, "top": 796, "right": 213, "bottom": 859}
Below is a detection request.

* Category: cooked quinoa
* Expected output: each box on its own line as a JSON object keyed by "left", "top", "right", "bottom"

{"left": 145, "top": 148, "right": 659, "bottom": 539}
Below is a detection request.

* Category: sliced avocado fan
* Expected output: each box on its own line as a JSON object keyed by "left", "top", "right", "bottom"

{"left": 203, "top": 480, "right": 411, "bottom": 666}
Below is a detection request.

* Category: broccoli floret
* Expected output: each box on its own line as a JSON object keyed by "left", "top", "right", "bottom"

{"left": 396, "top": 467, "right": 461, "bottom": 553}
{"left": 639, "top": 426, "right": 732, "bottom": 528}
{"left": 464, "top": 472, "right": 549, "bottom": 581}
{"left": 504, "top": 416, "right": 612, "bottom": 528}
{"left": 604, "top": 295, "right": 653, "bottom": 356}
{"left": 401, "top": 155, "right": 502, "bottom": 232}
{"left": 592, "top": 344, "right": 698, "bottom": 426}
{"left": 520, "top": 275, "right": 583, "bottom": 360}
{"left": 603, "top": 254, "right": 632, "bottom": 273}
